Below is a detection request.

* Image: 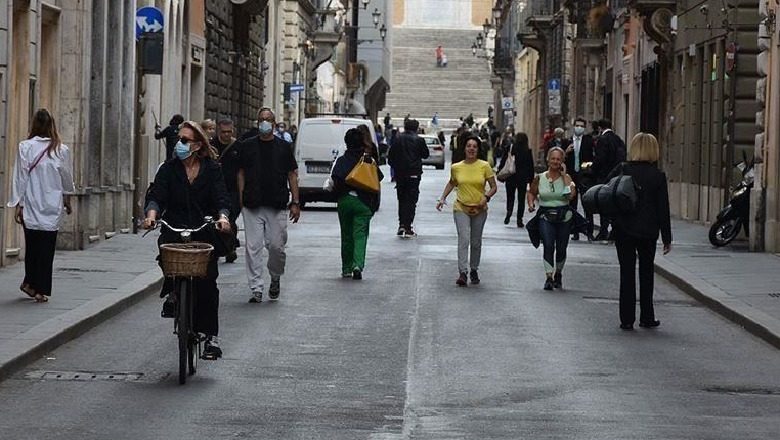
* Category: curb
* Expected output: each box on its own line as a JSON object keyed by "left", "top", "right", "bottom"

{"left": 0, "top": 268, "right": 163, "bottom": 382}
{"left": 655, "top": 258, "right": 780, "bottom": 350}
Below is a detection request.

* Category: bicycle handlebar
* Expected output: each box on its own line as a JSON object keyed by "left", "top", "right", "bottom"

{"left": 156, "top": 217, "right": 214, "bottom": 234}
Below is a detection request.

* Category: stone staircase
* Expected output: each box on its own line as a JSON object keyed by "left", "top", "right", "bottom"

{"left": 381, "top": 27, "right": 494, "bottom": 125}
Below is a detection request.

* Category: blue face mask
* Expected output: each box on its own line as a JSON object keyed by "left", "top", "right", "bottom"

{"left": 574, "top": 127, "right": 585, "bottom": 136}
{"left": 258, "top": 120, "right": 273, "bottom": 135}
{"left": 174, "top": 141, "right": 192, "bottom": 160}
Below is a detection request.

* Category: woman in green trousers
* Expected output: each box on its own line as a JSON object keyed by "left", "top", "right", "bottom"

{"left": 331, "top": 128, "right": 384, "bottom": 279}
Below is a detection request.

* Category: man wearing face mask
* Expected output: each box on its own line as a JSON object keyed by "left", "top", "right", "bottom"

{"left": 275, "top": 122, "right": 293, "bottom": 143}
{"left": 564, "top": 117, "right": 595, "bottom": 240}
{"left": 237, "top": 108, "right": 300, "bottom": 303}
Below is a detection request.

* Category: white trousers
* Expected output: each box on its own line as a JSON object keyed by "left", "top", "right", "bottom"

{"left": 243, "top": 206, "right": 288, "bottom": 292}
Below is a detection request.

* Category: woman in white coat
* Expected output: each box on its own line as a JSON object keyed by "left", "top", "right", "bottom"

{"left": 7, "top": 109, "right": 75, "bottom": 302}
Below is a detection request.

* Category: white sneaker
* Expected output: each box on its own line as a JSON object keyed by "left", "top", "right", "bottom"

{"left": 249, "top": 290, "right": 262, "bottom": 303}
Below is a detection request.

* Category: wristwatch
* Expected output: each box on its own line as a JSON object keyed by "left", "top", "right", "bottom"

{"left": 288, "top": 200, "right": 300, "bottom": 208}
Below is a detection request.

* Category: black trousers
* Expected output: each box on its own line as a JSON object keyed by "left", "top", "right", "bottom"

{"left": 396, "top": 176, "right": 421, "bottom": 229}
{"left": 228, "top": 191, "right": 241, "bottom": 248}
{"left": 615, "top": 234, "right": 657, "bottom": 325}
{"left": 504, "top": 179, "right": 527, "bottom": 221}
{"left": 23, "top": 227, "right": 58, "bottom": 297}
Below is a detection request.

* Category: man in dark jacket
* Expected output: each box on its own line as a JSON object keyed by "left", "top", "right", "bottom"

{"left": 387, "top": 119, "right": 429, "bottom": 237}
{"left": 563, "top": 117, "right": 596, "bottom": 240}
{"left": 154, "top": 114, "right": 184, "bottom": 159}
{"left": 213, "top": 118, "right": 241, "bottom": 262}
{"left": 591, "top": 118, "right": 626, "bottom": 240}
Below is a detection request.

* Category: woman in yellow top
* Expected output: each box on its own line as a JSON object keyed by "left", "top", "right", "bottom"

{"left": 436, "top": 136, "right": 498, "bottom": 286}
{"left": 527, "top": 147, "right": 577, "bottom": 290}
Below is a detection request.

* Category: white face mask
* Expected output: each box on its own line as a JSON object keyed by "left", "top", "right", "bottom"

{"left": 258, "top": 120, "right": 273, "bottom": 135}
{"left": 574, "top": 127, "right": 585, "bottom": 136}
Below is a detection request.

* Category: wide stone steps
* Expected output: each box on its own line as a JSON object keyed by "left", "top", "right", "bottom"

{"left": 382, "top": 27, "right": 494, "bottom": 124}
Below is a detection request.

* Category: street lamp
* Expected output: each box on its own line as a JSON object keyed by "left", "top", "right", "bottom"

{"left": 471, "top": 43, "right": 477, "bottom": 56}
{"left": 482, "top": 18, "right": 491, "bottom": 35}
{"left": 379, "top": 23, "right": 387, "bottom": 40}
{"left": 362, "top": 0, "right": 370, "bottom": 9}
{"left": 372, "top": 8, "right": 381, "bottom": 27}
{"left": 492, "top": 5, "right": 502, "bottom": 28}
{"left": 476, "top": 32, "right": 484, "bottom": 48}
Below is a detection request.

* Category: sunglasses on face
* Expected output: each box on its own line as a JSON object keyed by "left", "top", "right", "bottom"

{"left": 179, "top": 137, "right": 198, "bottom": 145}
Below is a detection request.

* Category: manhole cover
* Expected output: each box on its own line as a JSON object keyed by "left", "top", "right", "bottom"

{"left": 26, "top": 370, "right": 143, "bottom": 382}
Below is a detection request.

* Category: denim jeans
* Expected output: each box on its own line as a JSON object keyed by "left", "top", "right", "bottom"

{"left": 539, "top": 216, "right": 571, "bottom": 274}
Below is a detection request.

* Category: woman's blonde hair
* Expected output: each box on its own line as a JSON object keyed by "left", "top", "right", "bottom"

{"left": 628, "top": 132, "right": 660, "bottom": 162}
{"left": 546, "top": 146, "right": 565, "bottom": 161}
{"left": 200, "top": 119, "right": 216, "bottom": 132}
{"left": 181, "top": 121, "right": 218, "bottom": 160}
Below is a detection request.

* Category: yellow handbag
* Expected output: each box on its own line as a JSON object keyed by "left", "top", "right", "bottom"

{"left": 345, "top": 156, "right": 381, "bottom": 193}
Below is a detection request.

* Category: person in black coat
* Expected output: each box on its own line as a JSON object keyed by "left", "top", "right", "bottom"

{"left": 331, "top": 128, "right": 384, "bottom": 279}
{"left": 497, "top": 132, "right": 535, "bottom": 227}
{"left": 591, "top": 118, "right": 626, "bottom": 240}
{"left": 154, "top": 114, "right": 184, "bottom": 159}
{"left": 143, "top": 121, "right": 232, "bottom": 359}
{"left": 607, "top": 132, "right": 672, "bottom": 330}
{"left": 563, "top": 117, "right": 596, "bottom": 239}
{"left": 387, "top": 119, "right": 429, "bottom": 237}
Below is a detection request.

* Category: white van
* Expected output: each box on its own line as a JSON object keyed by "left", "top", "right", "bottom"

{"left": 296, "top": 117, "right": 378, "bottom": 206}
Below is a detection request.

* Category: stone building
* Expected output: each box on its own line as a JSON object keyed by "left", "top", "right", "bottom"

{"left": 0, "top": 0, "right": 138, "bottom": 267}
{"left": 758, "top": 0, "right": 780, "bottom": 250}
{"left": 204, "top": 0, "right": 266, "bottom": 134}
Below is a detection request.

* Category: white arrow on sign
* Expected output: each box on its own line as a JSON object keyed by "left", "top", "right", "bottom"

{"left": 136, "top": 16, "right": 163, "bottom": 33}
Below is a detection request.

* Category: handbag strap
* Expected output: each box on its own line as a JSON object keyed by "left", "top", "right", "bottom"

{"left": 29, "top": 148, "right": 48, "bottom": 173}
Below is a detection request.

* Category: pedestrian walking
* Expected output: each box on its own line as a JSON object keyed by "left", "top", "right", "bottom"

{"left": 384, "top": 113, "right": 392, "bottom": 127}
{"left": 237, "top": 108, "right": 301, "bottom": 303}
{"left": 143, "top": 120, "right": 232, "bottom": 359}
{"left": 591, "top": 118, "right": 626, "bottom": 240}
{"left": 201, "top": 118, "right": 216, "bottom": 139}
{"left": 498, "top": 132, "right": 534, "bottom": 227}
{"left": 213, "top": 118, "right": 241, "bottom": 263}
{"left": 436, "top": 136, "right": 498, "bottom": 286}
{"left": 8, "top": 109, "right": 75, "bottom": 303}
{"left": 527, "top": 147, "right": 577, "bottom": 290}
{"left": 356, "top": 123, "right": 380, "bottom": 162}
{"left": 275, "top": 121, "right": 293, "bottom": 143}
{"left": 564, "top": 117, "right": 595, "bottom": 240}
{"left": 431, "top": 112, "right": 439, "bottom": 127}
{"left": 387, "top": 119, "right": 429, "bottom": 237}
{"left": 435, "top": 45, "right": 443, "bottom": 67}
{"left": 155, "top": 114, "right": 184, "bottom": 159}
{"left": 609, "top": 133, "right": 672, "bottom": 330}
{"left": 331, "top": 129, "right": 384, "bottom": 280}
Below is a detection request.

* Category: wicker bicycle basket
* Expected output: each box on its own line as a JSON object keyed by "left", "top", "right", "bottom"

{"left": 159, "top": 243, "right": 214, "bottom": 278}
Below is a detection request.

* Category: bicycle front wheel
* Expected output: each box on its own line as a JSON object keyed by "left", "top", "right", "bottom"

{"left": 178, "top": 279, "right": 189, "bottom": 385}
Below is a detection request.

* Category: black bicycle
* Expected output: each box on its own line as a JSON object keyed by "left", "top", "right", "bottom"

{"left": 154, "top": 218, "right": 215, "bottom": 384}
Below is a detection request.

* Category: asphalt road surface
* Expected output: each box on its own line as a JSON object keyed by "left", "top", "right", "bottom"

{"left": 2, "top": 162, "right": 780, "bottom": 439}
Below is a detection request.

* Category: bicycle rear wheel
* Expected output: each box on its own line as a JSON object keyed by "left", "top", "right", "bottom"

{"left": 177, "top": 279, "right": 189, "bottom": 385}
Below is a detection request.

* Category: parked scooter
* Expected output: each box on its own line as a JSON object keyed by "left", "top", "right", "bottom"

{"left": 708, "top": 154, "right": 755, "bottom": 247}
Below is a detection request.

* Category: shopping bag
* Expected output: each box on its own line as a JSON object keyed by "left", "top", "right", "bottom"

{"left": 345, "top": 156, "right": 380, "bottom": 193}
{"left": 497, "top": 154, "right": 516, "bottom": 182}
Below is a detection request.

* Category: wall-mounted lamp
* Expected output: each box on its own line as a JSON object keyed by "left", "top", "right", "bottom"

{"left": 372, "top": 8, "right": 381, "bottom": 27}
{"left": 379, "top": 24, "right": 387, "bottom": 40}
{"left": 482, "top": 18, "right": 491, "bottom": 34}
{"left": 476, "top": 32, "right": 484, "bottom": 48}
{"left": 362, "top": 0, "right": 370, "bottom": 9}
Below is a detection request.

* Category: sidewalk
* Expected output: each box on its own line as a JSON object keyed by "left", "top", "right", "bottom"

{"left": 2, "top": 219, "right": 780, "bottom": 382}
{"left": 656, "top": 219, "right": 780, "bottom": 348}
{"left": 0, "top": 233, "right": 162, "bottom": 381}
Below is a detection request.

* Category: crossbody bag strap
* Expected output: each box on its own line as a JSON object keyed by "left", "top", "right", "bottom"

{"left": 29, "top": 148, "right": 48, "bottom": 173}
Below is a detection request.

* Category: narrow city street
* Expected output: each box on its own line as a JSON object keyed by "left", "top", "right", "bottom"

{"left": 1, "top": 163, "right": 780, "bottom": 439}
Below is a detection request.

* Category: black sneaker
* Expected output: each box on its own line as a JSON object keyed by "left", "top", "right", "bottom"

{"left": 397, "top": 227, "right": 405, "bottom": 236}
{"left": 203, "top": 336, "right": 222, "bottom": 360}
{"left": 544, "top": 278, "right": 554, "bottom": 290}
{"left": 225, "top": 250, "right": 238, "bottom": 263}
{"left": 352, "top": 268, "right": 363, "bottom": 280}
{"left": 553, "top": 272, "right": 562, "bottom": 289}
{"left": 469, "top": 269, "right": 480, "bottom": 284}
{"left": 249, "top": 291, "right": 262, "bottom": 303}
{"left": 639, "top": 319, "right": 660, "bottom": 328}
{"left": 268, "top": 278, "right": 280, "bottom": 300}
{"left": 456, "top": 272, "right": 468, "bottom": 286}
{"left": 404, "top": 228, "right": 417, "bottom": 238}
{"left": 161, "top": 294, "right": 176, "bottom": 318}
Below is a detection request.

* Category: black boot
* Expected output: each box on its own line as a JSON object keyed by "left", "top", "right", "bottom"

{"left": 553, "top": 272, "right": 562, "bottom": 289}
{"left": 504, "top": 211, "right": 511, "bottom": 225}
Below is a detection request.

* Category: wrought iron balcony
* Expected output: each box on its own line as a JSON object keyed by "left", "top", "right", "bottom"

{"left": 492, "top": 43, "right": 513, "bottom": 77}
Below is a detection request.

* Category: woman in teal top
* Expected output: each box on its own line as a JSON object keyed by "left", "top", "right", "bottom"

{"left": 527, "top": 147, "right": 577, "bottom": 290}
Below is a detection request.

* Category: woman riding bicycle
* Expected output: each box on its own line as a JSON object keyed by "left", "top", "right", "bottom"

{"left": 143, "top": 120, "right": 231, "bottom": 360}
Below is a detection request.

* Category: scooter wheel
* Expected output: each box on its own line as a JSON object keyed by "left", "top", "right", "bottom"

{"left": 709, "top": 218, "right": 741, "bottom": 247}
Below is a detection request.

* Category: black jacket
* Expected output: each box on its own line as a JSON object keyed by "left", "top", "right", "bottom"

{"left": 331, "top": 149, "right": 385, "bottom": 212}
{"left": 154, "top": 125, "right": 179, "bottom": 159}
{"left": 562, "top": 135, "right": 595, "bottom": 178}
{"left": 145, "top": 156, "right": 232, "bottom": 252}
{"left": 497, "top": 144, "right": 534, "bottom": 185}
{"left": 607, "top": 161, "right": 672, "bottom": 244}
{"left": 387, "top": 132, "right": 429, "bottom": 177}
{"left": 214, "top": 138, "right": 240, "bottom": 193}
{"left": 593, "top": 130, "right": 626, "bottom": 181}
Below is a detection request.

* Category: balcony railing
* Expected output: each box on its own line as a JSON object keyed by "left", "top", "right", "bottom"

{"left": 493, "top": 42, "right": 513, "bottom": 75}
{"left": 516, "top": 0, "right": 560, "bottom": 36}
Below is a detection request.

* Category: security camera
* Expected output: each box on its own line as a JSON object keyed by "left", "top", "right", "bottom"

{"left": 699, "top": 4, "right": 709, "bottom": 15}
